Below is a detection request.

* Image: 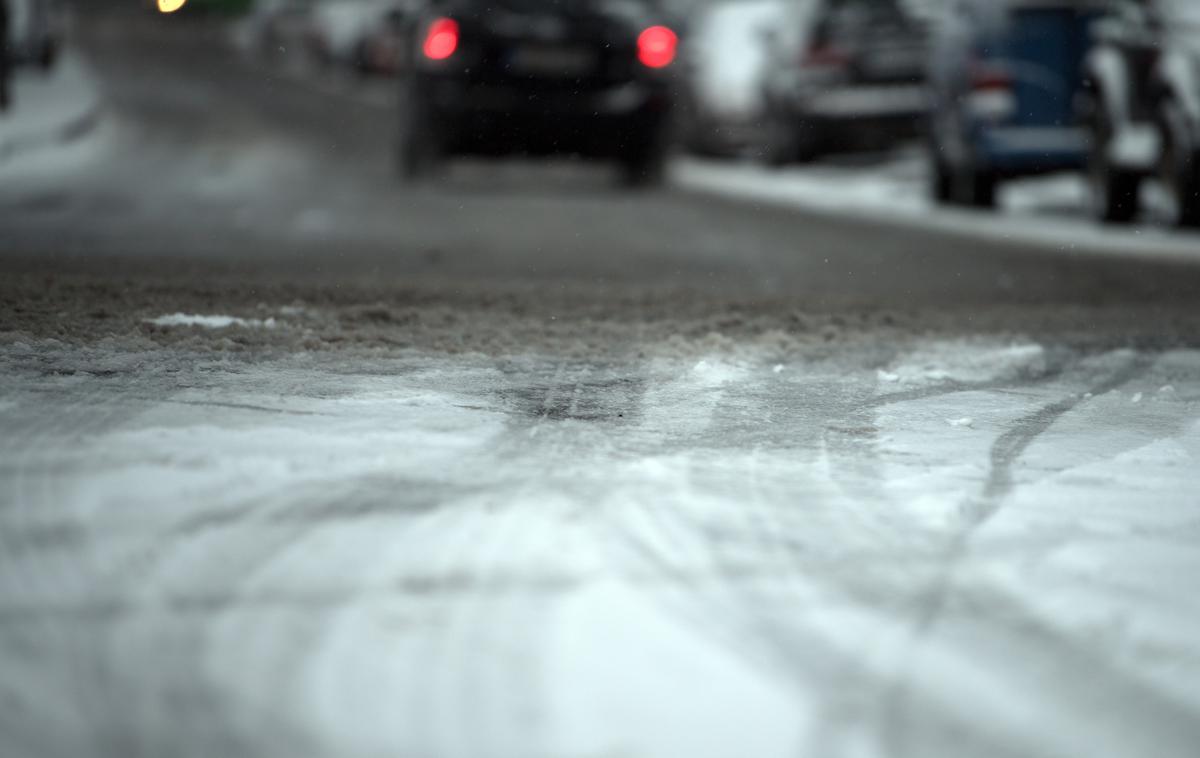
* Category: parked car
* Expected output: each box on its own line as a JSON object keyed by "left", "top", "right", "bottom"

{"left": 928, "top": 0, "right": 1110, "bottom": 208}
{"left": 759, "top": 0, "right": 929, "bottom": 164}
{"left": 679, "top": 0, "right": 784, "bottom": 158}
{"left": 351, "top": 1, "right": 418, "bottom": 77}
{"left": 395, "top": 0, "right": 681, "bottom": 186}
{"left": 5, "top": 0, "right": 63, "bottom": 71}
{"left": 249, "top": 0, "right": 315, "bottom": 61}
{"left": 1082, "top": 0, "right": 1200, "bottom": 226}
{"left": 304, "top": 0, "right": 395, "bottom": 69}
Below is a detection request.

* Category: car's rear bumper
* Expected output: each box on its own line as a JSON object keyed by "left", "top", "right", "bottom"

{"left": 424, "top": 77, "right": 669, "bottom": 116}
{"left": 974, "top": 126, "right": 1090, "bottom": 173}
{"left": 421, "top": 78, "right": 673, "bottom": 156}
{"left": 803, "top": 84, "right": 928, "bottom": 120}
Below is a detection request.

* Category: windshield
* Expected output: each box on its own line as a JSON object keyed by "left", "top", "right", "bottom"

{"left": 3, "top": 1, "right": 1200, "bottom": 758}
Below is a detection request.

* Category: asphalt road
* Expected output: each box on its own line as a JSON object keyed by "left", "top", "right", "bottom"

{"left": 2, "top": 10, "right": 1200, "bottom": 758}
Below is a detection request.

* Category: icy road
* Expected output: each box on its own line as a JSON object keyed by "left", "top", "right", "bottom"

{"left": 2, "top": 8, "right": 1200, "bottom": 758}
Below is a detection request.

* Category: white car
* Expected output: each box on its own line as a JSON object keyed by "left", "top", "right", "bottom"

{"left": 682, "top": 0, "right": 786, "bottom": 157}
{"left": 304, "top": 0, "right": 395, "bottom": 68}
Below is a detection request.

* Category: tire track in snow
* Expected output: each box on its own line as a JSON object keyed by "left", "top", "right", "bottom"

{"left": 0, "top": 372, "right": 145, "bottom": 758}
{"left": 881, "top": 352, "right": 1157, "bottom": 758}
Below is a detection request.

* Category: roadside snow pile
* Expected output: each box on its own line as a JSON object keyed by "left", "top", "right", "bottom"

{"left": 675, "top": 156, "right": 1200, "bottom": 262}
{"left": 147, "top": 314, "right": 277, "bottom": 329}
{"left": 880, "top": 340, "right": 1047, "bottom": 386}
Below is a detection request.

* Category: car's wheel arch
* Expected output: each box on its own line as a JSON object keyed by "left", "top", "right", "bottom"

{"left": 1152, "top": 53, "right": 1200, "bottom": 143}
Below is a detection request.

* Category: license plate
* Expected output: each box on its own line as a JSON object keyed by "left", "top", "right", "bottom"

{"left": 862, "top": 48, "right": 923, "bottom": 76}
{"left": 509, "top": 45, "right": 596, "bottom": 77}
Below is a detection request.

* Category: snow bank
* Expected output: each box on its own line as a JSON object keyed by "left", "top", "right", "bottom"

{"left": 675, "top": 156, "right": 1200, "bottom": 263}
{"left": 147, "top": 313, "right": 278, "bottom": 329}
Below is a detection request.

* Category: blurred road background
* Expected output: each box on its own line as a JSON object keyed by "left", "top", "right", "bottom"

{"left": 2, "top": 2, "right": 1200, "bottom": 757}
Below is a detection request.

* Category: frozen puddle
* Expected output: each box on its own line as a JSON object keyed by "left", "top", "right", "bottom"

{"left": 1, "top": 341, "right": 1199, "bottom": 757}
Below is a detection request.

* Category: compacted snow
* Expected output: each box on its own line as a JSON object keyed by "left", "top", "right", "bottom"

{"left": 2, "top": 335, "right": 1198, "bottom": 758}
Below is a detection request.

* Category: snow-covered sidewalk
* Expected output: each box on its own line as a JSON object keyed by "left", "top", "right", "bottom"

{"left": 675, "top": 154, "right": 1200, "bottom": 264}
{"left": 0, "top": 52, "right": 103, "bottom": 166}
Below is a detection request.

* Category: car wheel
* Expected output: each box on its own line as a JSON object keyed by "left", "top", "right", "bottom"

{"left": 1158, "top": 99, "right": 1200, "bottom": 229}
{"left": 791, "top": 123, "right": 822, "bottom": 164}
{"left": 929, "top": 144, "right": 953, "bottom": 204}
{"left": 395, "top": 81, "right": 442, "bottom": 182}
{"left": 1087, "top": 108, "right": 1140, "bottom": 224}
{"left": 951, "top": 162, "right": 997, "bottom": 208}
{"left": 0, "top": 62, "right": 9, "bottom": 112}
{"left": 621, "top": 131, "right": 669, "bottom": 188}
{"left": 761, "top": 109, "right": 796, "bottom": 167}
{"left": 38, "top": 40, "right": 58, "bottom": 72}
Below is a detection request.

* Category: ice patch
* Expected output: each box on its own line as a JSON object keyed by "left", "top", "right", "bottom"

{"left": 147, "top": 314, "right": 277, "bottom": 329}
{"left": 946, "top": 417, "right": 975, "bottom": 428}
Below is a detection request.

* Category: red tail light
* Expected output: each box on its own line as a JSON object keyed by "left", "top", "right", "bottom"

{"left": 423, "top": 17, "right": 459, "bottom": 61}
{"left": 970, "top": 63, "right": 1011, "bottom": 91}
{"left": 637, "top": 25, "right": 677, "bottom": 69}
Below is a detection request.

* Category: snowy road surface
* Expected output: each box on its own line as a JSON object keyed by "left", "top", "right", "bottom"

{"left": 2, "top": 9, "right": 1200, "bottom": 758}
{"left": 3, "top": 335, "right": 1200, "bottom": 758}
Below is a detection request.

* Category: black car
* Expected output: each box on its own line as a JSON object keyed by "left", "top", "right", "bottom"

{"left": 395, "top": 0, "right": 680, "bottom": 186}
{"left": 1083, "top": 0, "right": 1200, "bottom": 226}
{"left": 759, "top": 0, "right": 929, "bottom": 164}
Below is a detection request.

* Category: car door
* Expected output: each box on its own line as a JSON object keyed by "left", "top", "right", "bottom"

{"left": 999, "top": 2, "right": 1103, "bottom": 129}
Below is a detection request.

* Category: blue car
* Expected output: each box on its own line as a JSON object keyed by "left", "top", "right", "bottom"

{"left": 928, "top": 0, "right": 1112, "bottom": 207}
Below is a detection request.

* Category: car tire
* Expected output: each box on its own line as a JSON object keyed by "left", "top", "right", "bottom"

{"left": 38, "top": 39, "right": 58, "bottom": 72}
{"left": 621, "top": 131, "right": 669, "bottom": 188}
{"left": 0, "top": 60, "right": 9, "bottom": 112}
{"left": 1087, "top": 108, "right": 1140, "bottom": 224}
{"left": 951, "top": 162, "right": 997, "bottom": 208}
{"left": 791, "top": 124, "right": 822, "bottom": 164}
{"left": 1158, "top": 99, "right": 1200, "bottom": 229}
{"left": 761, "top": 109, "right": 796, "bottom": 167}
{"left": 395, "top": 81, "right": 442, "bottom": 182}
{"left": 930, "top": 146, "right": 953, "bottom": 204}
